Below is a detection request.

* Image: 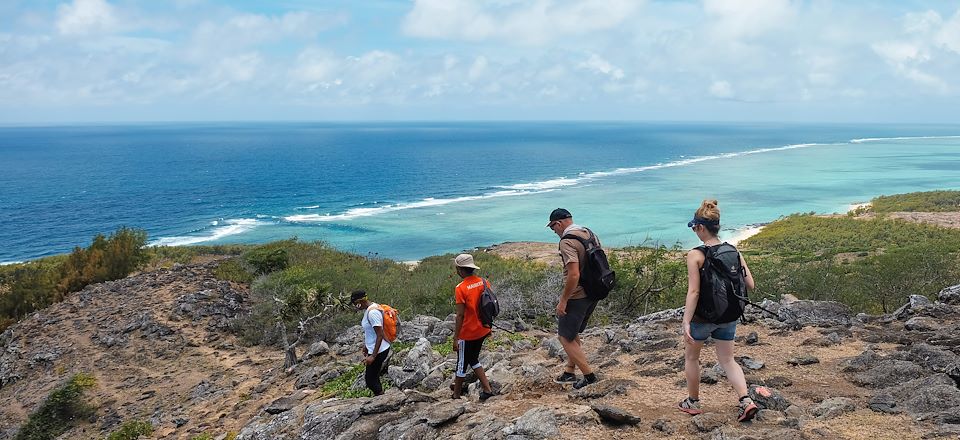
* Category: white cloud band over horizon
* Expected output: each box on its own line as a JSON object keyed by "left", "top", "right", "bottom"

{"left": 2, "top": 0, "right": 960, "bottom": 123}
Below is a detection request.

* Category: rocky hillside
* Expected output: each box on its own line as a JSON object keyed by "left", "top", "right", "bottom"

{"left": 2, "top": 261, "right": 960, "bottom": 439}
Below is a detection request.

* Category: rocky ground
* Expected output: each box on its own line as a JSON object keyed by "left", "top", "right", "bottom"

{"left": 2, "top": 260, "right": 960, "bottom": 439}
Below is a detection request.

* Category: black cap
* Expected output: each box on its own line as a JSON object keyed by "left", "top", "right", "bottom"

{"left": 549, "top": 208, "right": 572, "bottom": 222}
{"left": 350, "top": 290, "right": 367, "bottom": 304}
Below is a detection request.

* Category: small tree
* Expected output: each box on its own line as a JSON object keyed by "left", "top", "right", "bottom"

{"left": 852, "top": 243, "right": 957, "bottom": 313}
{"left": 610, "top": 243, "right": 687, "bottom": 315}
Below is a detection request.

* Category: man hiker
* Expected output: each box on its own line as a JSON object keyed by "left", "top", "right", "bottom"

{"left": 450, "top": 253, "right": 496, "bottom": 401}
{"left": 351, "top": 290, "right": 391, "bottom": 396}
{"left": 547, "top": 208, "right": 600, "bottom": 389}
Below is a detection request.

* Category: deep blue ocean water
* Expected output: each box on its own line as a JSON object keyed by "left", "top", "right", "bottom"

{"left": 2, "top": 122, "right": 959, "bottom": 263}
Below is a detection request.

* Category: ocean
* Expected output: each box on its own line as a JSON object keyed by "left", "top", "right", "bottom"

{"left": 1, "top": 122, "right": 959, "bottom": 263}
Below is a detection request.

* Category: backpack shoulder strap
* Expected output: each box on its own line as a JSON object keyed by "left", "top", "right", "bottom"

{"left": 561, "top": 232, "right": 592, "bottom": 250}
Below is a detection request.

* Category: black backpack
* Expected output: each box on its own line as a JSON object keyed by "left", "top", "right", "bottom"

{"left": 695, "top": 243, "right": 748, "bottom": 324}
{"left": 561, "top": 229, "right": 616, "bottom": 301}
{"left": 477, "top": 279, "right": 500, "bottom": 328}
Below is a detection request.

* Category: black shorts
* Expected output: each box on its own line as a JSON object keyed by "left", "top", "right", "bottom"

{"left": 456, "top": 336, "right": 487, "bottom": 378}
{"left": 558, "top": 298, "right": 598, "bottom": 341}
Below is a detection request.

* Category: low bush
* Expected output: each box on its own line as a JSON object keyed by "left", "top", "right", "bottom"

{"left": 870, "top": 190, "right": 960, "bottom": 213}
{"left": 14, "top": 373, "right": 97, "bottom": 440}
{"left": 106, "top": 420, "right": 153, "bottom": 440}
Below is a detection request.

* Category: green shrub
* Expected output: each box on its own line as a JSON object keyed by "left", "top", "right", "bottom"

{"left": 870, "top": 190, "right": 960, "bottom": 213}
{"left": 14, "top": 373, "right": 97, "bottom": 440}
{"left": 320, "top": 364, "right": 383, "bottom": 398}
{"left": 244, "top": 243, "right": 291, "bottom": 275}
{"left": 212, "top": 258, "right": 255, "bottom": 284}
{"left": 106, "top": 420, "right": 153, "bottom": 440}
{"left": 58, "top": 227, "right": 149, "bottom": 294}
{"left": 189, "top": 434, "right": 213, "bottom": 440}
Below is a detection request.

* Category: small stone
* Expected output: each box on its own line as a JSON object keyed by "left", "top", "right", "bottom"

{"left": 651, "top": 418, "right": 674, "bottom": 434}
{"left": 745, "top": 331, "right": 759, "bottom": 345}
{"left": 264, "top": 397, "right": 296, "bottom": 415}
{"left": 590, "top": 404, "right": 642, "bottom": 426}
{"left": 904, "top": 316, "right": 938, "bottom": 332}
{"left": 787, "top": 356, "right": 820, "bottom": 366}
{"left": 691, "top": 413, "right": 725, "bottom": 432}
{"left": 812, "top": 397, "right": 855, "bottom": 420}
{"left": 736, "top": 356, "right": 765, "bottom": 371}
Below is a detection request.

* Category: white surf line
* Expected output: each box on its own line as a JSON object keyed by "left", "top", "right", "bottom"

{"left": 149, "top": 218, "right": 266, "bottom": 247}
{"left": 288, "top": 134, "right": 960, "bottom": 223}
{"left": 850, "top": 135, "right": 960, "bottom": 143}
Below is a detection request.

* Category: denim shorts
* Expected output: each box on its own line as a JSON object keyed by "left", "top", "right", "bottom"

{"left": 689, "top": 321, "right": 737, "bottom": 342}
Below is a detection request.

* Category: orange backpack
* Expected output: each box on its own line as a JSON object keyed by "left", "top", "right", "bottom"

{"left": 368, "top": 304, "right": 400, "bottom": 342}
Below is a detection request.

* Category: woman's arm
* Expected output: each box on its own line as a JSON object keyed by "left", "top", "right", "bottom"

{"left": 739, "top": 253, "right": 756, "bottom": 290}
{"left": 682, "top": 250, "right": 704, "bottom": 344}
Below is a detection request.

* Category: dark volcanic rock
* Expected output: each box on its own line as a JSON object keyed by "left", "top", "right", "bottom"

{"left": 591, "top": 404, "right": 642, "bottom": 426}
{"left": 777, "top": 300, "right": 852, "bottom": 328}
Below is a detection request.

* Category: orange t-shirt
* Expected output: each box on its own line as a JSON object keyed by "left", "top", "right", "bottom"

{"left": 454, "top": 275, "right": 492, "bottom": 341}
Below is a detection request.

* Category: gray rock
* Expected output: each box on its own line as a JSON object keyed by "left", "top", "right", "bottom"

{"left": 540, "top": 338, "right": 565, "bottom": 360}
{"left": 777, "top": 300, "right": 852, "bottom": 328}
{"left": 634, "top": 307, "right": 683, "bottom": 324}
{"left": 427, "top": 321, "right": 454, "bottom": 345}
{"left": 425, "top": 402, "right": 465, "bottom": 427}
{"left": 853, "top": 360, "right": 926, "bottom": 388}
{"left": 361, "top": 389, "right": 408, "bottom": 415}
{"left": 736, "top": 356, "right": 765, "bottom": 371}
{"left": 236, "top": 408, "right": 301, "bottom": 440}
{"left": 567, "top": 378, "right": 637, "bottom": 399}
{"left": 301, "top": 400, "right": 362, "bottom": 439}
{"left": 892, "top": 294, "right": 933, "bottom": 319}
{"left": 900, "top": 384, "right": 960, "bottom": 418}
{"left": 786, "top": 356, "right": 819, "bottom": 366}
{"left": 937, "top": 284, "right": 960, "bottom": 305}
{"left": 378, "top": 416, "right": 437, "bottom": 440}
{"left": 812, "top": 397, "right": 855, "bottom": 420}
{"left": 512, "top": 406, "right": 559, "bottom": 439}
{"left": 745, "top": 331, "right": 759, "bottom": 345}
{"left": 801, "top": 332, "right": 842, "bottom": 347}
{"left": 264, "top": 396, "right": 297, "bottom": 415}
{"left": 651, "top": 418, "right": 674, "bottom": 434}
{"left": 868, "top": 393, "right": 900, "bottom": 414}
{"left": 896, "top": 343, "right": 959, "bottom": 373}
{"left": 701, "top": 367, "right": 720, "bottom": 384}
{"left": 904, "top": 316, "right": 938, "bottom": 332}
{"left": 590, "top": 404, "right": 641, "bottom": 426}
{"left": 389, "top": 338, "right": 435, "bottom": 389}
{"left": 840, "top": 350, "right": 880, "bottom": 373}
{"left": 749, "top": 385, "right": 792, "bottom": 411}
{"left": 691, "top": 413, "right": 725, "bottom": 432}
{"left": 399, "top": 315, "right": 441, "bottom": 342}
{"left": 306, "top": 341, "right": 329, "bottom": 358}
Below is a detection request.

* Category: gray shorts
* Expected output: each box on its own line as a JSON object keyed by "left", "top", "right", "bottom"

{"left": 558, "top": 298, "right": 598, "bottom": 341}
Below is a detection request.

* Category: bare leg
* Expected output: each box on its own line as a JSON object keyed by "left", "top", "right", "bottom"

{"left": 451, "top": 376, "right": 464, "bottom": 399}
{"left": 684, "top": 340, "right": 704, "bottom": 399}
{"left": 473, "top": 366, "right": 493, "bottom": 393}
{"left": 559, "top": 335, "right": 593, "bottom": 375}
{"left": 715, "top": 340, "right": 749, "bottom": 398}
{"left": 563, "top": 336, "right": 582, "bottom": 373}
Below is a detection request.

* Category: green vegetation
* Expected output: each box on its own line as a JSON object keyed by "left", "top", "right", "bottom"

{"left": 189, "top": 434, "right": 213, "bottom": 440}
{"left": 0, "top": 228, "right": 247, "bottom": 332}
{"left": 869, "top": 190, "right": 960, "bottom": 213}
{"left": 14, "top": 373, "right": 97, "bottom": 440}
{"left": 319, "top": 364, "right": 383, "bottom": 398}
{"left": 608, "top": 243, "right": 688, "bottom": 315}
{"left": 228, "top": 240, "right": 553, "bottom": 346}
{"left": 741, "top": 213, "right": 960, "bottom": 260}
{"left": 105, "top": 420, "right": 153, "bottom": 440}
{"left": 742, "top": 210, "right": 960, "bottom": 313}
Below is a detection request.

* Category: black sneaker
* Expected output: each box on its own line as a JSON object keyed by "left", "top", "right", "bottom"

{"left": 554, "top": 372, "right": 577, "bottom": 384}
{"left": 572, "top": 373, "right": 598, "bottom": 389}
{"left": 479, "top": 390, "right": 496, "bottom": 402}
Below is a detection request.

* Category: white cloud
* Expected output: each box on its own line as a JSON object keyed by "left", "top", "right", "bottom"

{"left": 578, "top": 54, "right": 624, "bottom": 80}
{"left": 709, "top": 80, "right": 734, "bottom": 98}
{"left": 703, "top": 0, "right": 796, "bottom": 41}
{"left": 402, "top": 0, "right": 641, "bottom": 46}
{"left": 936, "top": 10, "right": 960, "bottom": 53}
{"left": 56, "top": 0, "right": 117, "bottom": 36}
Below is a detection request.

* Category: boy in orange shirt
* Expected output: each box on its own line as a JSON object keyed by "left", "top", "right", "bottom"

{"left": 451, "top": 253, "right": 496, "bottom": 401}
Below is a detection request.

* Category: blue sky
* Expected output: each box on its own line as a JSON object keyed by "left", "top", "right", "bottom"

{"left": 2, "top": 0, "right": 960, "bottom": 123}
